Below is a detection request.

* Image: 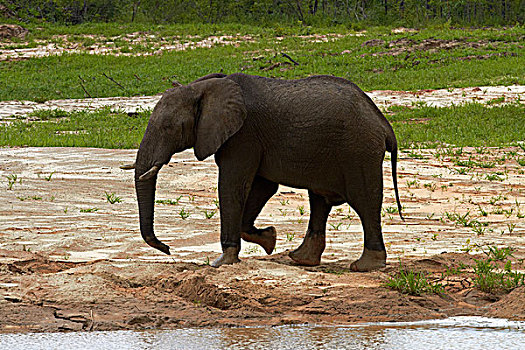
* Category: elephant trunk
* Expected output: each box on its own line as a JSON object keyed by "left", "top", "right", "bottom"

{"left": 135, "top": 162, "right": 171, "bottom": 255}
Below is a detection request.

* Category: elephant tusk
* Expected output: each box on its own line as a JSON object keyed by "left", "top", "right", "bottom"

{"left": 139, "top": 165, "right": 161, "bottom": 181}
{"left": 120, "top": 162, "right": 136, "bottom": 170}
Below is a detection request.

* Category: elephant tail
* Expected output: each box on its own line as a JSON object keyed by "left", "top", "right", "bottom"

{"left": 386, "top": 132, "right": 404, "bottom": 221}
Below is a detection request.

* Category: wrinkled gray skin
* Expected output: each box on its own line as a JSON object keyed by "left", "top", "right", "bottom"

{"left": 134, "top": 73, "right": 402, "bottom": 271}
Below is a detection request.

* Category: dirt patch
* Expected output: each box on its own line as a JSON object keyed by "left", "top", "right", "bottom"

{"left": 0, "top": 24, "right": 28, "bottom": 39}
{"left": 363, "top": 38, "right": 489, "bottom": 57}
{"left": 0, "top": 34, "right": 255, "bottom": 62}
{"left": 0, "top": 146, "right": 524, "bottom": 333}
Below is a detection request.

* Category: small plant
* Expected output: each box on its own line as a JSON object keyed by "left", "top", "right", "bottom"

{"left": 213, "top": 198, "right": 220, "bottom": 209}
{"left": 477, "top": 205, "right": 488, "bottom": 217}
{"left": 156, "top": 195, "right": 183, "bottom": 205}
{"left": 455, "top": 167, "right": 469, "bottom": 175}
{"left": 6, "top": 174, "right": 20, "bottom": 190}
{"left": 408, "top": 152, "right": 425, "bottom": 159}
{"left": 442, "top": 263, "right": 467, "bottom": 277}
{"left": 406, "top": 179, "right": 420, "bottom": 188}
{"left": 478, "top": 161, "right": 496, "bottom": 169}
{"left": 471, "top": 222, "right": 486, "bottom": 235}
{"left": 385, "top": 267, "right": 444, "bottom": 296}
{"left": 485, "top": 173, "right": 503, "bottom": 181}
{"left": 383, "top": 206, "right": 399, "bottom": 214}
{"left": 278, "top": 208, "right": 287, "bottom": 216}
{"left": 507, "top": 223, "right": 516, "bottom": 234}
{"left": 44, "top": 171, "right": 55, "bottom": 181}
{"left": 203, "top": 209, "right": 216, "bottom": 219}
{"left": 329, "top": 222, "right": 342, "bottom": 230}
{"left": 80, "top": 208, "right": 99, "bottom": 213}
{"left": 286, "top": 231, "right": 295, "bottom": 241}
{"left": 179, "top": 208, "right": 190, "bottom": 220}
{"left": 17, "top": 196, "right": 42, "bottom": 201}
{"left": 105, "top": 191, "right": 122, "bottom": 204}
{"left": 480, "top": 245, "right": 515, "bottom": 262}
{"left": 455, "top": 159, "right": 476, "bottom": 168}
{"left": 424, "top": 183, "right": 437, "bottom": 192}
{"left": 473, "top": 258, "right": 524, "bottom": 293}
{"left": 485, "top": 96, "right": 505, "bottom": 105}
{"left": 279, "top": 198, "right": 289, "bottom": 206}
{"left": 489, "top": 195, "right": 504, "bottom": 205}
{"left": 460, "top": 238, "right": 475, "bottom": 253}
{"left": 188, "top": 195, "right": 195, "bottom": 202}
{"left": 297, "top": 205, "right": 305, "bottom": 215}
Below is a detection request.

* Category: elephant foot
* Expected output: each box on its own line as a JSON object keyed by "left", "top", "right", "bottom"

{"left": 289, "top": 230, "right": 326, "bottom": 266}
{"left": 211, "top": 246, "right": 241, "bottom": 268}
{"left": 350, "top": 248, "right": 386, "bottom": 272}
{"left": 241, "top": 226, "right": 277, "bottom": 255}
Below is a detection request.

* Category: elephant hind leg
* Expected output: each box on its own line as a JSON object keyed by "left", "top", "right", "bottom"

{"left": 289, "top": 191, "right": 331, "bottom": 266}
{"left": 347, "top": 165, "right": 387, "bottom": 272}
{"left": 241, "top": 176, "right": 279, "bottom": 255}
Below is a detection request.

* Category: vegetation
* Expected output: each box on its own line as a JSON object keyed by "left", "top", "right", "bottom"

{"left": 389, "top": 245, "right": 525, "bottom": 296}
{"left": 387, "top": 103, "right": 525, "bottom": 148}
{"left": 473, "top": 258, "right": 524, "bottom": 293}
{"left": 3, "top": 1, "right": 522, "bottom": 27}
{"left": 105, "top": 191, "right": 122, "bottom": 204}
{"left": 385, "top": 266, "right": 444, "bottom": 295}
{"left": 2, "top": 103, "right": 522, "bottom": 149}
{"left": 1, "top": 24, "right": 523, "bottom": 102}
{"left": 0, "top": 107, "right": 148, "bottom": 148}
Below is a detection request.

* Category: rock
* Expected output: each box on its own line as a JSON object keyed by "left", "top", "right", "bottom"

{"left": 128, "top": 315, "right": 153, "bottom": 325}
{"left": 0, "top": 24, "right": 28, "bottom": 39}
{"left": 362, "top": 39, "right": 385, "bottom": 47}
{"left": 0, "top": 5, "right": 14, "bottom": 19}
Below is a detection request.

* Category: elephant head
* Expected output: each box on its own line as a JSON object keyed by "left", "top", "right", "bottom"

{"left": 134, "top": 78, "right": 247, "bottom": 254}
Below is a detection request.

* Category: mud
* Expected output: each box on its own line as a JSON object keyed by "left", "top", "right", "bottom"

{"left": 0, "top": 144, "right": 524, "bottom": 333}
{"left": 1, "top": 85, "right": 523, "bottom": 122}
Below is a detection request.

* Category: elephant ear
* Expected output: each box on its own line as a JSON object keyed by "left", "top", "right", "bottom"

{"left": 191, "top": 78, "right": 247, "bottom": 161}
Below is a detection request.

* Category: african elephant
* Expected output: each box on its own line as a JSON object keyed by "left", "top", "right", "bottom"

{"left": 132, "top": 73, "right": 402, "bottom": 271}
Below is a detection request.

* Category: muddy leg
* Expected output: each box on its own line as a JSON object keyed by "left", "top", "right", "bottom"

{"left": 289, "top": 191, "right": 331, "bottom": 266}
{"left": 241, "top": 176, "right": 279, "bottom": 255}
{"left": 349, "top": 166, "right": 387, "bottom": 272}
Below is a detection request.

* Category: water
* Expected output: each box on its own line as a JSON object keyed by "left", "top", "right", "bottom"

{"left": 1, "top": 317, "right": 524, "bottom": 350}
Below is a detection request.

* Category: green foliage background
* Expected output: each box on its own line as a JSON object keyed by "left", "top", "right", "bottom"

{"left": 1, "top": 0, "right": 523, "bottom": 26}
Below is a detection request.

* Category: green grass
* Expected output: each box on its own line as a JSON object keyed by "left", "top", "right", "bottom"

{"left": 2, "top": 103, "right": 523, "bottom": 149}
{"left": 473, "top": 259, "right": 524, "bottom": 293}
{"left": 387, "top": 103, "right": 525, "bottom": 148}
{"left": 105, "top": 192, "right": 122, "bottom": 204}
{"left": 0, "top": 108, "right": 149, "bottom": 149}
{"left": 156, "top": 196, "right": 183, "bottom": 205}
{"left": 1, "top": 25, "right": 524, "bottom": 101}
{"left": 385, "top": 267, "right": 444, "bottom": 296}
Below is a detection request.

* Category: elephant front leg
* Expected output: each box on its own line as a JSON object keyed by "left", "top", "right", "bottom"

{"left": 211, "top": 166, "right": 255, "bottom": 268}
{"left": 289, "top": 191, "right": 331, "bottom": 266}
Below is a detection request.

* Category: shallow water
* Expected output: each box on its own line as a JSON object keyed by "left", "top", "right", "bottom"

{"left": 1, "top": 317, "right": 524, "bottom": 350}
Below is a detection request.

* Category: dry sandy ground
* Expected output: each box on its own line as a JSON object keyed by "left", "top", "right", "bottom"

{"left": 1, "top": 85, "right": 523, "bottom": 121}
{"left": 0, "top": 144, "right": 524, "bottom": 333}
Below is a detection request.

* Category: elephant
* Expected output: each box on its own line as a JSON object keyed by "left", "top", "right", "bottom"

{"left": 131, "top": 72, "right": 403, "bottom": 271}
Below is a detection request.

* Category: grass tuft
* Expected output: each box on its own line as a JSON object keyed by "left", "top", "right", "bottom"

{"left": 385, "top": 266, "right": 444, "bottom": 296}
